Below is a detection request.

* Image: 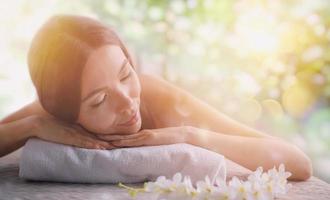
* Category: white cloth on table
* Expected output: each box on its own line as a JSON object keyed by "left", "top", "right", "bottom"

{"left": 19, "top": 138, "right": 226, "bottom": 184}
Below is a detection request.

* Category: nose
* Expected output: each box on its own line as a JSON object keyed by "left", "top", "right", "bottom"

{"left": 113, "top": 89, "right": 135, "bottom": 115}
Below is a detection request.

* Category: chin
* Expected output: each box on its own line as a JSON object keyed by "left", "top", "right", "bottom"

{"left": 133, "top": 120, "right": 142, "bottom": 132}
{"left": 122, "top": 118, "right": 142, "bottom": 134}
{"left": 96, "top": 110, "right": 142, "bottom": 135}
{"left": 121, "top": 108, "right": 142, "bottom": 134}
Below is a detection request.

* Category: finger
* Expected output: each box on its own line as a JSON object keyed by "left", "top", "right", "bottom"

{"left": 81, "top": 138, "right": 116, "bottom": 150}
{"left": 65, "top": 134, "right": 100, "bottom": 149}
{"left": 111, "top": 134, "right": 149, "bottom": 147}
{"left": 71, "top": 126, "right": 117, "bottom": 149}
{"left": 72, "top": 124, "right": 97, "bottom": 138}
{"left": 67, "top": 129, "right": 116, "bottom": 150}
{"left": 96, "top": 132, "right": 143, "bottom": 141}
{"left": 91, "top": 139, "right": 116, "bottom": 150}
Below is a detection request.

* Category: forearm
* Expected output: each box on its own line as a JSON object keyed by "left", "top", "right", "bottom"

{"left": 186, "top": 126, "right": 312, "bottom": 181}
{"left": 0, "top": 99, "right": 52, "bottom": 124}
{"left": 0, "top": 115, "right": 38, "bottom": 158}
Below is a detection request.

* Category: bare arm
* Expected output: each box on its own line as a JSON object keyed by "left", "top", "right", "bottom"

{"left": 0, "top": 99, "right": 52, "bottom": 157}
{"left": 0, "top": 99, "right": 53, "bottom": 124}
{"left": 141, "top": 75, "right": 312, "bottom": 180}
{"left": 0, "top": 116, "right": 38, "bottom": 158}
{"left": 186, "top": 126, "right": 312, "bottom": 181}
{"left": 0, "top": 100, "right": 115, "bottom": 158}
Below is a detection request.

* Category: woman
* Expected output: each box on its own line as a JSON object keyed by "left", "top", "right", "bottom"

{"left": 0, "top": 15, "right": 312, "bottom": 181}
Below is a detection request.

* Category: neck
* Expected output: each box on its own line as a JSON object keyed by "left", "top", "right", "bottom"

{"left": 139, "top": 93, "right": 156, "bottom": 130}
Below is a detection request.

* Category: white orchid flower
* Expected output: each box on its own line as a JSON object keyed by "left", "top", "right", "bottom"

{"left": 196, "top": 175, "right": 216, "bottom": 194}
{"left": 119, "top": 163, "right": 292, "bottom": 200}
{"left": 248, "top": 166, "right": 263, "bottom": 183}
{"left": 183, "top": 175, "right": 198, "bottom": 196}
{"left": 228, "top": 176, "right": 254, "bottom": 200}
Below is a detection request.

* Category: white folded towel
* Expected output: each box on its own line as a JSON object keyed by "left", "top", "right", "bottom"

{"left": 19, "top": 138, "right": 226, "bottom": 184}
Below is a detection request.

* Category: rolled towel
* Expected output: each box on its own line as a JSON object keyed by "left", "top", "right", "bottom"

{"left": 19, "top": 138, "right": 226, "bottom": 184}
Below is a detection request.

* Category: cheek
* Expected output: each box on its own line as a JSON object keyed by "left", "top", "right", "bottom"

{"left": 78, "top": 107, "right": 117, "bottom": 134}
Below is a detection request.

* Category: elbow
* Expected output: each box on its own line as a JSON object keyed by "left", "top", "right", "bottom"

{"left": 290, "top": 145, "right": 313, "bottom": 181}
{"left": 280, "top": 150, "right": 313, "bottom": 181}
{"left": 296, "top": 155, "right": 313, "bottom": 181}
{"left": 268, "top": 143, "right": 313, "bottom": 181}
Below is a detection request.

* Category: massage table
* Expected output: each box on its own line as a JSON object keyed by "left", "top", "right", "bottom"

{"left": 1, "top": 148, "right": 329, "bottom": 200}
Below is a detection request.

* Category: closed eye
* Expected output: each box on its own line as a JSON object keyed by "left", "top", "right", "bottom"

{"left": 91, "top": 94, "right": 107, "bottom": 108}
{"left": 121, "top": 70, "right": 131, "bottom": 81}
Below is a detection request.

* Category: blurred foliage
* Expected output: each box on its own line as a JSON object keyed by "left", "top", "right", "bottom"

{"left": 0, "top": 0, "right": 329, "bottom": 182}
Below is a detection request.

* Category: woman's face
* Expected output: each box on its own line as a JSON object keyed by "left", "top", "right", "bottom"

{"left": 77, "top": 45, "right": 142, "bottom": 135}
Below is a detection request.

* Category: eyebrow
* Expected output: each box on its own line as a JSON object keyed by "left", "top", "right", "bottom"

{"left": 82, "top": 58, "right": 129, "bottom": 103}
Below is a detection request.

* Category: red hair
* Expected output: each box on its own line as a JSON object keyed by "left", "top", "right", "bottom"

{"left": 28, "top": 15, "right": 134, "bottom": 122}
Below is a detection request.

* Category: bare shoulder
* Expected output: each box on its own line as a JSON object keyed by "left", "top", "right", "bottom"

{"left": 138, "top": 73, "right": 185, "bottom": 104}
{"left": 139, "top": 73, "right": 174, "bottom": 93}
{"left": 137, "top": 74, "right": 275, "bottom": 138}
{"left": 138, "top": 74, "right": 188, "bottom": 127}
{"left": 139, "top": 74, "right": 170, "bottom": 105}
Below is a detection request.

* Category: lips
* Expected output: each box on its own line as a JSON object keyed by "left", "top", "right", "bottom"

{"left": 118, "top": 111, "right": 138, "bottom": 126}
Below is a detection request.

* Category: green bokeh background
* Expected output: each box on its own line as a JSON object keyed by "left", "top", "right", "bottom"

{"left": 0, "top": 0, "right": 329, "bottom": 182}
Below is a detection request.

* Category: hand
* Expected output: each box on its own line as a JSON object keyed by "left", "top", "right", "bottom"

{"left": 95, "top": 126, "right": 191, "bottom": 148}
{"left": 30, "top": 115, "right": 115, "bottom": 150}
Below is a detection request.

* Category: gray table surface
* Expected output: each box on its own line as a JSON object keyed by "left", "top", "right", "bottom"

{"left": 1, "top": 148, "right": 330, "bottom": 200}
